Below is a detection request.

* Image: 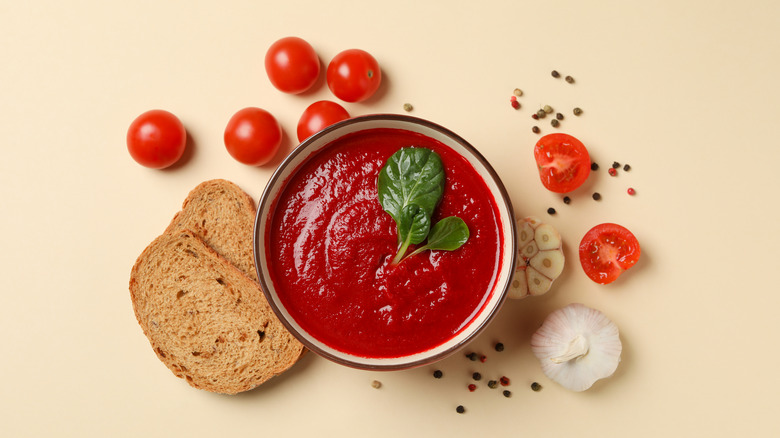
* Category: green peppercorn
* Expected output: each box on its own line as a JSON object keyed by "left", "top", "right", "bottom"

{"left": 456, "top": 405, "right": 465, "bottom": 414}
{"left": 488, "top": 380, "right": 498, "bottom": 389}
{"left": 536, "top": 109, "right": 546, "bottom": 118}
{"left": 551, "top": 119, "right": 559, "bottom": 128}
{"left": 531, "top": 382, "right": 542, "bottom": 391}
{"left": 371, "top": 380, "right": 382, "bottom": 389}
{"left": 403, "top": 103, "right": 413, "bottom": 112}
{"left": 573, "top": 107, "right": 583, "bottom": 116}
{"left": 543, "top": 105, "right": 553, "bottom": 114}
{"left": 513, "top": 88, "right": 523, "bottom": 97}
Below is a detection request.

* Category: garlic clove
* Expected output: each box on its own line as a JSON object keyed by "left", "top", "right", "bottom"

{"left": 509, "top": 216, "right": 565, "bottom": 299}
{"left": 531, "top": 303, "right": 622, "bottom": 391}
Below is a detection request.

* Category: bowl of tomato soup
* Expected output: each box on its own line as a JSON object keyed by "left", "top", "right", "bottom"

{"left": 254, "top": 115, "right": 516, "bottom": 370}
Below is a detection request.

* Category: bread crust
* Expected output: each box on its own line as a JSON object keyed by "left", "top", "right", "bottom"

{"left": 130, "top": 229, "right": 304, "bottom": 394}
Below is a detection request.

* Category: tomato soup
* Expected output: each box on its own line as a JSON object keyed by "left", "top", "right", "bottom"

{"left": 266, "top": 128, "right": 503, "bottom": 358}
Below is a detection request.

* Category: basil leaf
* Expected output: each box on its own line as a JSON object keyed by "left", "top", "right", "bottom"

{"left": 377, "top": 147, "right": 444, "bottom": 224}
{"left": 407, "top": 217, "right": 469, "bottom": 258}
{"left": 398, "top": 204, "right": 431, "bottom": 246}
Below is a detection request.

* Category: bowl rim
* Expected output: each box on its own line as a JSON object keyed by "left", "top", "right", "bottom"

{"left": 253, "top": 113, "right": 517, "bottom": 370}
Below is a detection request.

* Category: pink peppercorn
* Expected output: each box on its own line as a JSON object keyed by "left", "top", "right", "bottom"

{"left": 511, "top": 100, "right": 520, "bottom": 109}
{"left": 468, "top": 384, "right": 477, "bottom": 392}
{"left": 608, "top": 168, "right": 617, "bottom": 176}
{"left": 627, "top": 188, "right": 636, "bottom": 195}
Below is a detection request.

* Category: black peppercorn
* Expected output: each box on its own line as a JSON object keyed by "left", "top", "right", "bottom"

{"left": 573, "top": 107, "right": 583, "bottom": 116}
{"left": 547, "top": 207, "right": 556, "bottom": 215}
{"left": 494, "top": 342, "right": 504, "bottom": 352}
{"left": 503, "top": 390, "right": 512, "bottom": 398}
{"left": 466, "top": 352, "right": 478, "bottom": 361}
{"left": 433, "top": 370, "right": 443, "bottom": 379}
{"left": 612, "top": 161, "right": 620, "bottom": 169}
{"left": 456, "top": 405, "right": 465, "bottom": 414}
{"left": 472, "top": 372, "right": 482, "bottom": 381}
{"left": 531, "top": 382, "right": 542, "bottom": 391}
{"left": 565, "top": 75, "right": 574, "bottom": 83}
{"left": 556, "top": 112, "right": 564, "bottom": 120}
{"left": 590, "top": 162, "right": 599, "bottom": 171}
{"left": 532, "top": 126, "right": 540, "bottom": 134}
{"left": 551, "top": 119, "right": 559, "bottom": 128}
{"left": 551, "top": 70, "right": 560, "bottom": 78}
{"left": 563, "top": 196, "right": 571, "bottom": 205}
{"left": 623, "top": 164, "right": 631, "bottom": 171}
{"left": 592, "top": 192, "right": 601, "bottom": 201}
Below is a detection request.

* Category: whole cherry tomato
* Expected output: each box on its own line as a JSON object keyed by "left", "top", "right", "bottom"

{"left": 265, "top": 37, "right": 321, "bottom": 94}
{"left": 579, "top": 223, "right": 641, "bottom": 284}
{"left": 296, "top": 100, "right": 350, "bottom": 142}
{"left": 126, "top": 109, "right": 187, "bottom": 169}
{"left": 224, "top": 107, "right": 282, "bottom": 166}
{"left": 326, "top": 49, "right": 382, "bottom": 102}
{"left": 533, "top": 133, "right": 591, "bottom": 193}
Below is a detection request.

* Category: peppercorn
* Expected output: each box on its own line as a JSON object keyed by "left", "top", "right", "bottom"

{"left": 494, "top": 342, "right": 504, "bottom": 352}
{"left": 479, "top": 355, "right": 487, "bottom": 363}
{"left": 488, "top": 380, "right": 498, "bottom": 389}
{"left": 456, "top": 405, "right": 465, "bottom": 414}
{"left": 531, "top": 113, "right": 539, "bottom": 120}
{"left": 565, "top": 75, "right": 574, "bottom": 84}
{"left": 556, "top": 112, "right": 564, "bottom": 120}
{"left": 623, "top": 164, "right": 631, "bottom": 171}
{"left": 627, "top": 187, "right": 636, "bottom": 196}
{"left": 433, "top": 370, "right": 443, "bottom": 379}
{"left": 551, "top": 70, "right": 560, "bottom": 78}
{"left": 503, "top": 390, "right": 512, "bottom": 398}
{"left": 536, "top": 109, "right": 546, "bottom": 118}
{"left": 531, "top": 382, "right": 542, "bottom": 392}
{"left": 511, "top": 100, "right": 520, "bottom": 109}
{"left": 551, "top": 119, "right": 559, "bottom": 128}
{"left": 543, "top": 105, "right": 553, "bottom": 114}
{"left": 590, "top": 162, "right": 599, "bottom": 171}
{"left": 532, "top": 126, "right": 540, "bottom": 134}
{"left": 371, "top": 380, "right": 382, "bottom": 389}
{"left": 612, "top": 161, "right": 620, "bottom": 169}
{"left": 513, "top": 88, "right": 523, "bottom": 97}
{"left": 403, "top": 103, "right": 413, "bottom": 112}
{"left": 466, "top": 352, "right": 478, "bottom": 361}
{"left": 563, "top": 196, "right": 571, "bottom": 205}
{"left": 592, "top": 192, "right": 601, "bottom": 201}
{"left": 472, "top": 372, "right": 482, "bottom": 381}
{"left": 608, "top": 168, "right": 617, "bottom": 176}
{"left": 547, "top": 207, "right": 556, "bottom": 215}
{"left": 468, "top": 384, "right": 477, "bottom": 392}
{"left": 500, "top": 376, "right": 510, "bottom": 386}
{"left": 573, "top": 107, "right": 583, "bottom": 116}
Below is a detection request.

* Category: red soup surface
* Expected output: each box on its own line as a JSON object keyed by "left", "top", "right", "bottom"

{"left": 267, "top": 128, "right": 503, "bottom": 358}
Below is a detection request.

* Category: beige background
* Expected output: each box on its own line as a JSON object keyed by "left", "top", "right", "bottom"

{"left": 2, "top": 0, "right": 778, "bottom": 436}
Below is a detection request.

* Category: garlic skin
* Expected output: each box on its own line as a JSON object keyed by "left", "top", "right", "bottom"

{"left": 531, "top": 303, "right": 622, "bottom": 391}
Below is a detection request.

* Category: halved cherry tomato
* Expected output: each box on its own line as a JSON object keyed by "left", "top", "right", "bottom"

{"left": 224, "top": 107, "right": 282, "bottom": 166}
{"left": 126, "top": 109, "right": 187, "bottom": 169}
{"left": 265, "top": 37, "right": 321, "bottom": 94}
{"left": 297, "top": 100, "right": 350, "bottom": 142}
{"left": 579, "top": 223, "right": 641, "bottom": 284}
{"left": 326, "top": 49, "right": 381, "bottom": 103}
{"left": 533, "top": 133, "right": 591, "bottom": 193}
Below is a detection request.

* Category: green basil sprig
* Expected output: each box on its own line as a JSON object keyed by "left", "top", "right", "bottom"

{"left": 377, "top": 147, "right": 470, "bottom": 265}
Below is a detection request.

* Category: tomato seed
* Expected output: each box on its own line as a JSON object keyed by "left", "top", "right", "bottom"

{"left": 627, "top": 187, "right": 636, "bottom": 195}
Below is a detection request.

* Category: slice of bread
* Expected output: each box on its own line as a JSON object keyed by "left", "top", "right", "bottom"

{"left": 130, "top": 229, "right": 304, "bottom": 394}
{"left": 164, "top": 179, "right": 259, "bottom": 282}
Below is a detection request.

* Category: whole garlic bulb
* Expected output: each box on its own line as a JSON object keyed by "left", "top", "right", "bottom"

{"left": 531, "top": 303, "right": 622, "bottom": 391}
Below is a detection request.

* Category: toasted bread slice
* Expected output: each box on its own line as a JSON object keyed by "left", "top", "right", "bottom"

{"left": 165, "top": 179, "right": 259, "bottom": 282}
{"left": 129, "top": 229, "right": 304, "bottom": 394}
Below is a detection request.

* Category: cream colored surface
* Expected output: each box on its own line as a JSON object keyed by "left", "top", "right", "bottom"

{"left": 1, "top": 0, "right": 778, "bottom": 436}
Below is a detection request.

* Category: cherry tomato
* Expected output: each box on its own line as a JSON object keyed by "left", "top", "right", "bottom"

{"left": 126, "top": 109, "right": 187, "bottom": 169}
{"left": 326, "top": 49, "right": 381, "bottom": 103}
{"left": 224, "top": 107, "right": 282, "bottom": 166}
{"left": 579, "top": 223, "right": 641, "bottom": 284}
{"left": 296, "top": 100, "right": 350, "bottom": 142}
{"left": 265, "top": 36, "right": 321, "bottom": 94}
{"left": 533, "top": 133, "right": 591, "bottom": 193}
